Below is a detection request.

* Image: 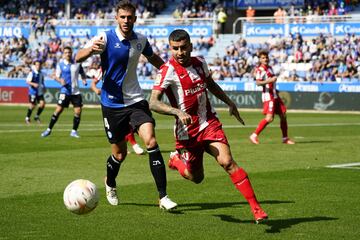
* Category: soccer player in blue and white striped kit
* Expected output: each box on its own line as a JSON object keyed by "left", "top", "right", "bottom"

{"left": 25, "top": 59, "right": 46, "bottom": 124}
{"left": 41, "top": 46, "right": 87, "bottom": 138}
{"left": 75, "top": 1, "right": 177, "bottom": 210}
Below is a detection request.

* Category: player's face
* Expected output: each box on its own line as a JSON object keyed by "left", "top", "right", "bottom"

{"left": 63, "top": 49, "right": 72, "bottom": 61}
{"left": 116, "top": 9, "right": 136, "bottom": 36}
{"left": 259, "top": 54, "right": 269, "bottom": 66}
{"left": 34, "top": 62, "right": 41, "bottom": 71}
{"left": 170, "top": 39, "right": 192, "bottom": 67}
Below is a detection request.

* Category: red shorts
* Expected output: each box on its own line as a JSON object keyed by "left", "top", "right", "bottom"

{"left": 175, "top": 119, "right": 228, "bottom": 174}
{"left": 262, "top": 98, "right": 287, "bottom": 115}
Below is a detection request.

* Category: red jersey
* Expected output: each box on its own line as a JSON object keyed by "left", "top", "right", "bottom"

{"left": 255, "top": 64, "right": 279, "bottom": 102}
{"left": 153, "top": 57, "right": 218, "bottom": 141}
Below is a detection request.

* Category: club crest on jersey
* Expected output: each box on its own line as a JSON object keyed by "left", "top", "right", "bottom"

{"left": 114, "top": 43, "right": 121, "bottom": 48}
{"left": 136, "top": 43, "right": 142, "bottom": 51}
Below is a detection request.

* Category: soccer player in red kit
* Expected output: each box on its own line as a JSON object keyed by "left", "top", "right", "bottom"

{"left": 249, "top": 50, "right": 295, "bottom": 145}
{"left": 150, "top": 29, "right": 268, "bottom": 223}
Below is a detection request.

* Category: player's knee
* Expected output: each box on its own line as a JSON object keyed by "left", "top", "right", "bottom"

{"left": 219, "top": 157, "right": 235, "bottom": 172}
{"left": 144, "top": 136, "right": 157, "bottom": 149}
{"left": 112, "top": 150, "right": 127, "bottom": 161}
{"left": 266, "top": 117, "right": 274, "bottom": 123}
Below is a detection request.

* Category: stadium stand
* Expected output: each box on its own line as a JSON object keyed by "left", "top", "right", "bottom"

{"left": 1, "top": 0, "right": 360, "bottom": 83}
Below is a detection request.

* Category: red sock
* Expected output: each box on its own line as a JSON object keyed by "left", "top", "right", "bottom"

{"left": 125, "top": 132, "right": 137, "bottom": 145}
{"left": 255, "top": 119, "right": 269, "bottom": 135}
{"left": 280, "top": 120, "right": 288, "bottom": 138}
{"left": 230, "top": 168, "right": 260, "bottom": 210}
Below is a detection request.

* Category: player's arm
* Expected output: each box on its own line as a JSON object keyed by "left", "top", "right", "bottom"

{"left": 205, "top": 75, "right": 245, "bottom": 125}
{"left": 26, "top": 72, "right": 38, "bottom": 88}
{"left": 79, "top": 65, "right": 87, "bottom": 86}
{"left": 255, "top": 68, "right": 277, "bottom": 86}
{"left": 54, "top": 65, "right": 65, "bottom": 86}
{"left": 91, "top": 78, "right": 101, "bottom": 95}
{"left": 146, "top": 54, "right": 165, "bottom": 69}
{"left": 149, "top": 89, "right": 192, "bottom": 126}
{"left": 76, "top": 35, "right": 105, "bottom": 63}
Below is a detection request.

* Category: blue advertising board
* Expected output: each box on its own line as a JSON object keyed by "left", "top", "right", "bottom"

{"left": 244, "top": 22, "right": 334, "bottom": 37}
{"left": 55, "top": 25, "right": 212, "bottom": 38}
{"left": 237, "top": 0, "right": 304, "bottom": 9}
{"left": 0, "top": 26, "right": 31, "bottom": 38}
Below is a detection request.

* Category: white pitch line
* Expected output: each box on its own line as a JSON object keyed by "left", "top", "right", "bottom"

{"left": 326, "top": 162, "right": 360, "bottom": 169}
{"left": 0, "top": 122, "right": 359, "bottom": 133}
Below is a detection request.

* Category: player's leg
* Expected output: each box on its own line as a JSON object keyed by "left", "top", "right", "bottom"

{"left": 125, "top": 131, "right": 144, "bottom": 155}
{"left": 26, "top": 95, "right": 36, "bottom": 124}
{"left": 250, "top": 101, "right": 274, "bottom": 144}
{"left": 132, "top": 100, "right": 177, "bottom": 210}
{"left": 168, "top": 149, "right": 204, "bottom": 184}
{"left": 41, "top": 104, "right": 64, "bottom": 137}
{"left": 34, "top": 96, "right": 45, "bottom": 124}
{"left": 70, "top": 95, "right": 83, "bottom": 138}
{"left": 138, "top": 122, "right": 177, "bottom": 210}
{"left": 206, "top": 141, "right": 268, "bottom": 223}
{"left": 41, "top": 93, "right": 68, "bottom": 137}
{"left": 102, "top": 106, "right": 129, "bottom": 205}
{"left": 277, "top": 100, "right": 295, "bottom": 144}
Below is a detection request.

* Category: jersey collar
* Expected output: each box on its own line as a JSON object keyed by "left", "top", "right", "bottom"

{"left": 115, "top": 27, "right": 138, "bottom": 41}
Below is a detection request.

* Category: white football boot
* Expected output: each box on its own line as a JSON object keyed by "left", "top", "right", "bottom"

{"left": 159, "top": 195, "right": 177, "bottom": 211}
{"left": 105, "top": 179, "right": 119, "bottom": 206}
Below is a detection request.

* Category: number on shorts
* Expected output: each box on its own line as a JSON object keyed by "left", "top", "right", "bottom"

{"left": 103, "top": 117, "right": 110, "bottom": 129}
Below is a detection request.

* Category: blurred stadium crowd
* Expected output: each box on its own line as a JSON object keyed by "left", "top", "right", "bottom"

{"left": 0, "top": 0, "right": 360, "bottom": 83}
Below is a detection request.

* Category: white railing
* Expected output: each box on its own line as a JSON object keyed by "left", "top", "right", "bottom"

{"left": 233, "top": 14, "right": 360, "bottom": 34}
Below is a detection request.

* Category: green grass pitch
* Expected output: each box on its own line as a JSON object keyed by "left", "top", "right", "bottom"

{"left": 0, "top": 105, "right": 359, "bottom": 239}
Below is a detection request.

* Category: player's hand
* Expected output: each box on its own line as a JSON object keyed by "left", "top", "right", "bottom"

{"left": 177, "top": 111, "right": 192, "bottom": 126}
{"left": 60, "top": 78, "right": 66, "bottom": 86}
{"left": 229, "top": 102, "right": 245, "bottom": 125}
{"left": 82, "top": 80, "right": 88, "bottom": 86}
{"left": 92, "top": 36, "right": 105, "bottom": 54}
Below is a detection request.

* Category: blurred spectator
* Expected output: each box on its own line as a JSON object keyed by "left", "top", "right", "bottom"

{"left": 274, "top": 7, "right": 286, "bottom": 24}
{"left": 217, "top": 8, "right": 227, "bottom": 34}
{"left": 246, "top": 6, "right": 255, "bottom": 23}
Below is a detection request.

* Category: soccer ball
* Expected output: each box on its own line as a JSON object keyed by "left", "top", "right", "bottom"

{"left": 63, "top": 179, "right": 99, "bottom": 215}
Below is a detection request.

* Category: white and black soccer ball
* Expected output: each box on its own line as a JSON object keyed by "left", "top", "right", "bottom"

{"left": 63, "top": 179, "right": 99, "bottom": 215}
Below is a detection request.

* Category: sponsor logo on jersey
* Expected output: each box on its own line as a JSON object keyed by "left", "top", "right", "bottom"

{"left": 184, "top": 82, "right": 205, "bottom": 96}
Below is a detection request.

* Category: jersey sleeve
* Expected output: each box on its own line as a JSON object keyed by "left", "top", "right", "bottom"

{"left": 200, "top": 57, "right": 210, "bottom": 78}
{"left": 255, "top": 67, "right": 265, "bottom": 81}
{"left": 26, "top": 72, "right": 33, "bottom": 83}
{"left": 142, "top": 40, "right": 154, "bottom": 57}
{"left": 55, "top": 64, "right": 61, "bottom": 78}
{"left": 79, "top": 64, "right": 86, "bottom": 78}
{"left": 153, "top": 62, "right": 172, "bottom": 91}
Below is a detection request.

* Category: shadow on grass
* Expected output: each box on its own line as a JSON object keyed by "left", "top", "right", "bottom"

{"left": 296, "top": 140, "right": 333, "bottom": 144}
{"left": 122, "top": 200, "right": 293, "bottom": 215}
{"left": 213, "top": 214, "right": 338, "bottom": 233}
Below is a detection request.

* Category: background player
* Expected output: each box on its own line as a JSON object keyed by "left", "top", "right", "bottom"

{"left": 150, "top": 29, "right": 268, "bottom": 223}
{"left": 25, "top": 59, "right": 46, "bottom": 124}
{"left": 249, "top": 50, "right": 295, "bottom": 145}
{"left": 41, "top": 46, "right": 87, "bottom": 138}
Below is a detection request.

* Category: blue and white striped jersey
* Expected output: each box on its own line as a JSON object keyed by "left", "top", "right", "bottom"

{"left": 26, "top": 67, "right": 45, "bottom": 96}
{"left": 85, "top": 27, "right": 153, "bottom": 108}
{"left": 55, "top": 59, "right": 86, "bottom": 95}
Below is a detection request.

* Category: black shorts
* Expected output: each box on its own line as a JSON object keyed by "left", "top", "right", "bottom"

{"left": 29, "top": 94, "right": 44, "bottom": 104}
{"left": 101, "top": 100, "right": 155, "bottom": 144}
{"left": 57, "top": 93, "right": 83, "bottom": 108}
